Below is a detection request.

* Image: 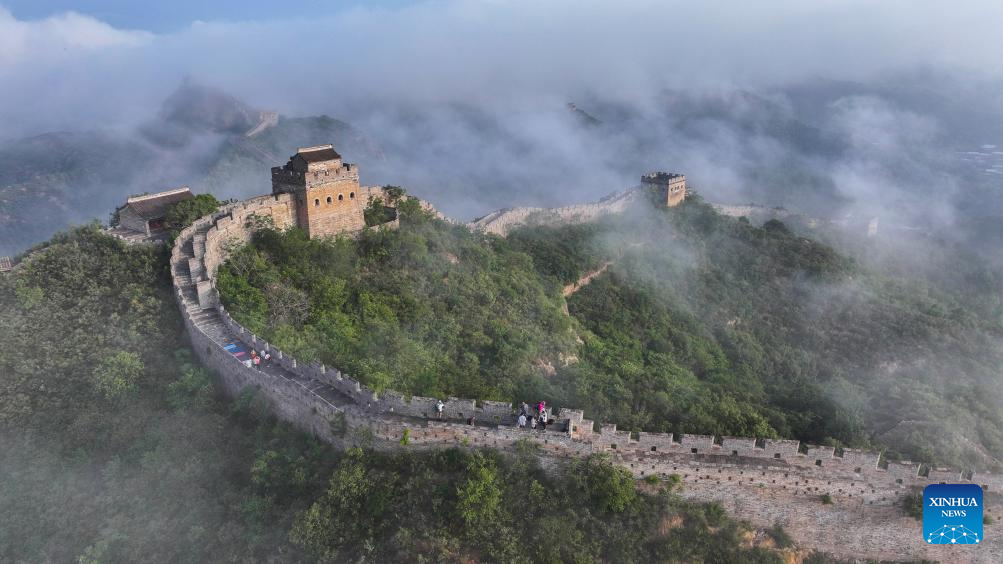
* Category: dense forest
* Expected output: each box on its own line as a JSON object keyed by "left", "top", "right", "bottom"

{"left": 216, "top": 195, "right": 575, "bottom": 401}
{"left": 0, "top": 225, "right": 791, "bottom": 562}
{"left": 218, "top": 190, "right": 1003, "bottom": 469}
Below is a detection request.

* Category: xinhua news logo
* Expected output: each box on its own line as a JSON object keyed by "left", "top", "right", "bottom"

{"left": 923, "top": 483, "right": 983, "bottom": 545}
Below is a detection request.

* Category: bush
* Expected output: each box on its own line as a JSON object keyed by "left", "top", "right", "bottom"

{"left": 766, "top": 524, "right": 794, "bottom": 548}
{"left": 901, "top": 492, "right": 923, "bottom": 520}
{"left": 164, "top": 193, "right": 221, "bottom": 237}
{"left": 92, "top": 351, "right": 144, "bottom": 401}
{"left": 820, "top": 494, "right": 833, "bottom": 505}
{"left": 575, "top": 455, "right": 638, "bottom": 513}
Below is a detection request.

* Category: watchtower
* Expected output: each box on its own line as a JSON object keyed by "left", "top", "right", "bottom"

{"left": 271, "top": 145, "right": 366, "bottom": 237}
{"left": 641, "top": 172, "right": 687, "bottom": 207}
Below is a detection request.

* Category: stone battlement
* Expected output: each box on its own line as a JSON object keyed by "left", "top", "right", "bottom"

{"left": 170, "top": 187, "right": 999, "bottom": 492}
{"left": 270, "top": 163, "right": 359, "bottom": 184}
{"left": 166, "top": 155, "right": 1001, "bottom": 562}
{"left": 467, "top": 187, "right": 645, "bottom": 236}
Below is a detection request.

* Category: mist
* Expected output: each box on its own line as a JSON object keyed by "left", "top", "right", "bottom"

{"left": 2, "top": 1, "right": 1003, "bottom": 246}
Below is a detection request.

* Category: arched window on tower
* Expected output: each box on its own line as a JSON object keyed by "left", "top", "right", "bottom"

{"left": 338, "top": 194, "right": 344, "bottom": 201}
{"left": 314, "top": 198, "right": 320, "bottom": 207}
{"left": 350, "top": 191, "right": 356, "bottom": 199}
{"left": 326, "top": 196, "right": 333, "bottom": 204}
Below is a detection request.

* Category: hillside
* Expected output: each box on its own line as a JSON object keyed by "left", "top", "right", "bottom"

{"left": 511, "top": 195, "right": 1003, "bottom": 468}
{"left": 219, "top": 191, "right": 1003, "bottom": 469}
{"left": 0, "top": 225, "right": 792, "bottom": 563}
{"left": 217, "top": 197, "right": 575, "bottom": 401}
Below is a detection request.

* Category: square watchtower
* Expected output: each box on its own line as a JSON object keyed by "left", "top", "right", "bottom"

{"left": 271, "top": 144, "right": 366, "bottom": 237}
{"left": 641, "top": 172, "right": 686, "bottom": 207}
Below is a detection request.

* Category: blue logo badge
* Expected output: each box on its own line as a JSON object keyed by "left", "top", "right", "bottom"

{"left": 923, "top": 483, "right": 983, "bottom": 545}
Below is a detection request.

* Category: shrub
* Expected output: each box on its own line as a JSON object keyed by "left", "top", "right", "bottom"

{"left": 901, "top": 492, "right": 923, "bottom": 520}
{"left": 92, "top": 351, "right": 144, "bottom": 401}
{"left": 165, "top": 193, "right": 221, "bottom": 237}
{"left": 766, "top": 523, "right": 794, "bottom": 548}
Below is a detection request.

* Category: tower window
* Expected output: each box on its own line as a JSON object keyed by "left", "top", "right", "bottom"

{"left": 350, "top": 191, "right": 356, "bottom": 199}
{"left": 338, "top": 194, "right": 344, "bottom": 201}
{"left": 326, "top": 196, "right": 333, "bottom": 204}
{"left": 314, "top": 198, "right": 320, "bottom": 207}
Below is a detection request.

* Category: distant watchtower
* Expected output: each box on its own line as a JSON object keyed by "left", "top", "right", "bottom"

{"left": 642, "top": 172, "right": 687, "bottom": 207}
{"left": 271, "top": 145, "right": 366, "bottom": 237}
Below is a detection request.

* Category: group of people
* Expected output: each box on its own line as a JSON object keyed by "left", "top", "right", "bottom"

{"left": 430, "top": 399, "right": 552, "bottom": 430}
{"left": 517, "top": 401, "right": 550, "bottom": 430}
{"left": 242, "top": 348, "right": 273, "bottom": 370}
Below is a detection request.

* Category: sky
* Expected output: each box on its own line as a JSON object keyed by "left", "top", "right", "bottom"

{"left": 1, "top": 0, "right": 415, "bottom": 32}
{"left": 1, "top": 0, "right": 1002, "bottom": 231}
{"left": 4, "top": 0, "right": 1003, "bottom": 134}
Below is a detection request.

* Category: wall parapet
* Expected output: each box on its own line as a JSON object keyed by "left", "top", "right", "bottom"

{"left": 169, "top": 188, "right": 1002, "bottom": 501}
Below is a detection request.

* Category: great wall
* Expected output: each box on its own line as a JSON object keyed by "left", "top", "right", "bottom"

{"left": 167, "top": 145, "right": 1001, "bottom": 562}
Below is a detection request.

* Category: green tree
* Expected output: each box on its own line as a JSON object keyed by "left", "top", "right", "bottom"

{"left": 164, "top": 194, "right": 221, "bottom": 236}
{"left": 576, "top": 455, "right": 638, "bottom": 513}
{"left": 166, "top": 367, "right": 215, "bottom": 410}
{"left": 92, "top": 351, "right": 144, "bottom": 401}
{"left": 455, "top": 453, "right": 503, "bottom": 529}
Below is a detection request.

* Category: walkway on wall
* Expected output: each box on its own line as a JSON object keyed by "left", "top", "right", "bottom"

{"left": 174, "top": 223, "right": 356, "bottom": 413}
{"left": 172, "top": 220, "right": 506, "bottom": 427}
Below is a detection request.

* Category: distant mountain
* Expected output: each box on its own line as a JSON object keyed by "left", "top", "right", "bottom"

{"left": 0, "top": 82, "right": 382, "bottom": 256}
{"left": 203, "top": 115, "right": 382, "bottom": 198}
{"left": 159, "top": 78, "right": 263, "bottom": 135}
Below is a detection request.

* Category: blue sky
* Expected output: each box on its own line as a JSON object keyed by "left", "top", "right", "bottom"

{"left": 2, "top": 0, "right": 415, "bottom": 31}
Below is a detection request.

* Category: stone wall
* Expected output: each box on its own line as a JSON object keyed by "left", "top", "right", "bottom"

{"left": 169, "top": 189, "right": 1003, "bottom": 562}
{"left": 467, "top": 188, "right": 644, "bottom": 236}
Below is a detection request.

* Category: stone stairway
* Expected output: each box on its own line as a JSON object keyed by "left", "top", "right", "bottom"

{"left": 173, "top": 223, "right": 356, "bottom": 410}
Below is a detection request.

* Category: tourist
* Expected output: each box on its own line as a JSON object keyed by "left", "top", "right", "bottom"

{"left": 262, "top": 350, "right": 272, "bottom": 367}
{"left": 517, "top": 413, "right": 527, "bottom": 428}
{"left": 539, "top": 407, "right": 548, "bottom": 430}
{"left": 531, "top": 416, "right": 537, "bottom": 429}
{"left": 435, "top": 399, "right": 445, "bottom": 420}
{"left": 519, "top": 402, "right": 529, "bottom": 418}
{"left": 537, "top": 400, "right": 546, "bottom": 416}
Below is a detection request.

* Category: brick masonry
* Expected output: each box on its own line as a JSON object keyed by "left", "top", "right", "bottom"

{"left": 167, "top": 151, "right": 1001, "bottom": 562}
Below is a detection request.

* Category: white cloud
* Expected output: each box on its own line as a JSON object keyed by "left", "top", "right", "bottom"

{"left": 3, "top": 0, "right": 1003, "bottom": 125}
{"left": 0, "top": 7, "right": 151, "bottom": 66}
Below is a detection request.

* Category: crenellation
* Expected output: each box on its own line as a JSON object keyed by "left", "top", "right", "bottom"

{"left": 560, "top": 408, "right": 584, "bottom": 424}
{"left": 165, "top": 143, "right": 999, "bottom": 563}
{"left": 636, "top": 431, "right": 676, "bottom": 452}
{"left": 679, "top": 433, "right": 715, "bottom": 452}
{"left": 883, "top": 461, "right": 921, "bottom": 481}
{"left": 804, "top": 445, "right": 836, "bottom": 463}
{"left": 837, "top": 448, "right": 881, "bottom": 470}
{"left": 928, "top": 467, "right": 962, "bottom": 483}
{"left": 762, "top": 439, "right": 801, "bottom": 459}
{"left": 721, "top": 436, "right": 757, "bottom": 456}
{"left": 443, "top": 397, "right": 477, "bottom": 420}
{"left": 478, "top": 400, "right": 514, "bottom": 423}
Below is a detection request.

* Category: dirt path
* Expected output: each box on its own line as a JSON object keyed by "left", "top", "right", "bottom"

{"left": 563, "top": 261, "right": 612, "bottom": 297}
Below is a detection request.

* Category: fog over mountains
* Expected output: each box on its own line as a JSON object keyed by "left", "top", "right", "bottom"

{"left": 1, "top": 1, "right": 1002, "bottom": 263}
